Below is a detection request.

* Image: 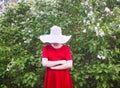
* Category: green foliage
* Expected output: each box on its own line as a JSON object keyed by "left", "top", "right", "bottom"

{"left": 0, "top": 0, "right": 120, "bottom": 88}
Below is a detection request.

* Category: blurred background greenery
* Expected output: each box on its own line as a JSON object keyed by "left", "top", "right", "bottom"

{"left": 0, "top": 0, "right": 120, "bottom": 88}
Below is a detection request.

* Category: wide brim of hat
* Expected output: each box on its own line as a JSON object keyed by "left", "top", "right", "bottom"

{"left": 39, "top": 35, "right": 72, "bottom": 43}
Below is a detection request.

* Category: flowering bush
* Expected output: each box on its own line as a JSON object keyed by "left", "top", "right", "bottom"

{"left": 0, "top": 0, "right": 120, "bottom": 88}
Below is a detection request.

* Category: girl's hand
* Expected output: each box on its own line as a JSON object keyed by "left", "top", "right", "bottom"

{"left": 50, "top": 60, "right": 66, "bottom": 69}
{"left": 50, "top": 60, "right": 73, "bottom": 70}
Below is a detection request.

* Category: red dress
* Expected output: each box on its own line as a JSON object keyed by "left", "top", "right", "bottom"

{"left": 42, "top": 44, "right": 73, "bottom": 88}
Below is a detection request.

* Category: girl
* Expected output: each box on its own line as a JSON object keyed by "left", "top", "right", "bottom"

{"left": 39, "top": 25, "right": 73, "bottom": 88}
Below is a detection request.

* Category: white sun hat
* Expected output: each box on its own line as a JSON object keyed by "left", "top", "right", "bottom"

{"left": 39, "top": 25, "right": 72, "bottom": 43}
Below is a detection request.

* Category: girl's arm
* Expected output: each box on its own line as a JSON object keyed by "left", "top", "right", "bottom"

{"left": 50, "top": 60, "right": 73, "bottom": 70}
{"left": 42, "top": 58, "right": 66, "bottom": 67}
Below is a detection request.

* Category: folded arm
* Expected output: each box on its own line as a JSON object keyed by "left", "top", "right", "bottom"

{"left": 50, "top": 60, "right": 73, "bottom": 70}
{"left": 42, "top": 58, "right": 66, "bottom": 67}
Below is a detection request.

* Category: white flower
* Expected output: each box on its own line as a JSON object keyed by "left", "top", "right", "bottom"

{"left": 99, "top": 30, "right": 105, "bottom": 37}
{"left": 96, "top": 23, "right": 100, "bottom": 27}
{"left": 26, "top": 18, "right": 30, "bottom": 21}
{"left": 118, "top": 24, "right": 120, "bottom": 28}
{"left": 24, "top": 39, "right": 32, "bottom": 43}
{"left": 28, "top": 30, "right": 32, "bottom": 33}
{"left": 6, "top": 59, "right": 16, "bottom": 71}
{"left": 102, "top": 56, "right": 105, "bottom": 60}
{"left": 87, "top": 11, "right": 94, "bottom": 17}
{"left": 81, "top": 1, "right": 89, "bottom": 6}
{"left": 85, "top": 1, "right": 89, "bottom": 6}
{"left": 95, "top": 27, "right": 99, "bottom": 36}
{"left": 97, "top": 54, "right": 101, "bottom": 59}
{"left": 83, "top": 19, "right": 90, "bottom": 24}
{"left": 97, "top": 54, "right": 106, "bottom": 60}
{"left": 40, "top": 11, "right": 45, "bottom": 15}
{"left": 83, "top": 19, "right": 86, "bottom": 23}
{"left": 30, "top": 7, "right": 37, "bottom": 15}
{"left": 104, "top": 7, "right": 110, "bottom": 13}
{"left": 6, "top": 68, "right": 10, "bottom": 71}
{"left": 95, "top": 27, "right": 104, "bottom": 37}
{"left": 83, "top": 29, "right": 87, "bottom": 33}
{"left": 86, "top": 20, "right": 90, "bottom": 25}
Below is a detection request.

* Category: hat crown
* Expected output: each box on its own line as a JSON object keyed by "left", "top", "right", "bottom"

{"left": 39, "top": 25, "right": 71, "bottom": 43}
{"left": 50, "top": 26, "right": 62, "bottom": 35}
